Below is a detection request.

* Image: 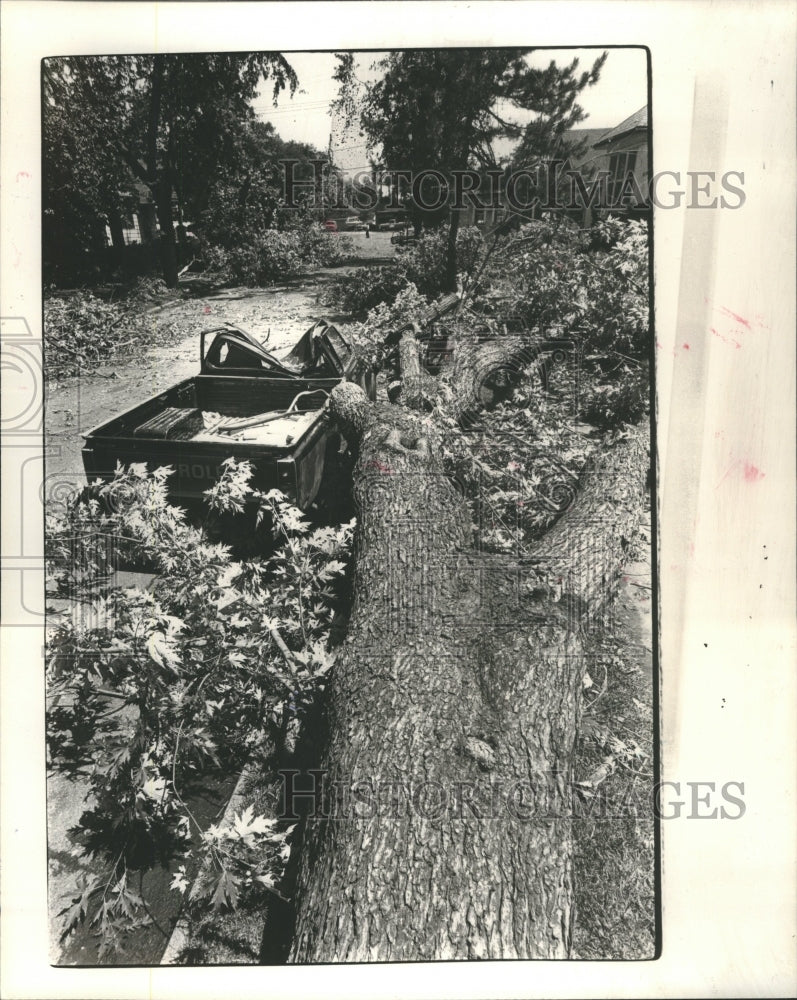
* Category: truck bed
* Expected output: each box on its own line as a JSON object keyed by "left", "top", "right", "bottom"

{"left": 82, "top": 373, "right": 339, "bottom": 509}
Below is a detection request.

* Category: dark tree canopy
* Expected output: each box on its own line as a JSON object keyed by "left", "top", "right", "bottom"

{"left": 200, "top": 119, "right": 337, "bottom": 251}
{"left": 43, "top": 53, "right": 297, "bottom": 285}
{"left": 335, "top": 49, "right": 605, "bottom": 289}
{"left": 361, "top": 49, "right": 604, "bottom": 172}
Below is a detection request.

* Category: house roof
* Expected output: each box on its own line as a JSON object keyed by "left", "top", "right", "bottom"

{"left": 559, "top": 128, "right": 610, "bottom": 169}
{"left": 593, "top": 106, "right": 648, "bottom": 147}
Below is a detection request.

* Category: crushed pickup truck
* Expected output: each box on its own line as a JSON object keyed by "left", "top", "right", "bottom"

{"left": 82, "top": 320, "right": 376, "bottom": 510}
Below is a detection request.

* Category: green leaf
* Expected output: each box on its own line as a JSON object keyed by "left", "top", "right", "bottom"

{"left": 211, "top": 869, "right": 239, "bottom": 911}
{"left": 146, "top": 631, "right": 181, "bottom": 674}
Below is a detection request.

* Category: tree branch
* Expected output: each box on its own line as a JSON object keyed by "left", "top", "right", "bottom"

{"left": 529, "top": 421, "right": 649, "bottom": 611}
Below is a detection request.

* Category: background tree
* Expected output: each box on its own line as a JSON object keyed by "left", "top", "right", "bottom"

{"left": 43, "top": 58, "right": 140, "bottom": 282}
{"left": 351, "top": 49, "right": 606, "bottom": 290}
{"left": 43, "top": 53, "right": 297, "bottom": 286}
{"left": 200, "top": 119, "right": 336, "bottom": 249}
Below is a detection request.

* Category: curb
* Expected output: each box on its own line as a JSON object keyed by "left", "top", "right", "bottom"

{"left": 159, "top": 762, "right": 254, "bottom": 965}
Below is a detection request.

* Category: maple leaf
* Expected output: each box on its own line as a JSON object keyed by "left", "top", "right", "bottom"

{"left": 309, "top": 641, "right": 336, "bottom": 676}
{"left": 139, "top": 775, "right": 167, "bottom": 800}
{"left": 211, "top": 869, "right": 239, "bottom": 911}
{"left": 318, "top": 559, "right": 347, "bottom": 580}
{"left": 232, "top": 806, "right": 274, "bottom": 845}
{"left": 217, "top": 563, "right": 242, "bottom": 589}
{"left": 202, "top": 822, "right": 225, "bottom": 844}
{"left": 58, "top": 875, "right": 100, "bottom": 938}
{"left": 146, "top": 631, "right": 180, "bottom": 674}
{"left": 170, "top": 867, "right": 189, "bottom": 894}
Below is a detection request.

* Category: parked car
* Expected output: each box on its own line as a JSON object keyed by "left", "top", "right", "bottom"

{"left": 344, "top": 216, "right": 367, "bottom": 231}
{"left": 391, "top": 230, "right": 417, "bottom": 246}
{"left": 82, "top": 320, "right": 375, "bottom": 511}
{"left": 322, "top": 220, "right": 338, "bottom": 232}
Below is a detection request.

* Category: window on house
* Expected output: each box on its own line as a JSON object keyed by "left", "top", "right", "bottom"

{"left": 608, "top": 150, "right": 638, "bottom": 204}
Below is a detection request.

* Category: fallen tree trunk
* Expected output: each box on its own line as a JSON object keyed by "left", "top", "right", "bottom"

{"left": 443, "top": 331, "right": 578, "bottom": 426}
{"left": 288, "top": 382, "right": 648, "bottom": 962}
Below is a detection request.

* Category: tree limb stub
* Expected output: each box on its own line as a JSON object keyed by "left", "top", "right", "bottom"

{"left": 395, "top": 328, "right": 438, "bottom": 411}
{"left": 441, "top": 333, "right": 558, "bottom": 426}
{"left": 288, "top": 383, "right": 649, "bottom": 962}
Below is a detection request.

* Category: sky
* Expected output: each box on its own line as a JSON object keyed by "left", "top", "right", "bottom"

{"left": 250, "top": 48, "right": 648, "bottom": 171}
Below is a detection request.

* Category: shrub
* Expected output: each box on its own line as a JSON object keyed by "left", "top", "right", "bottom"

{"left": 491, "top": 217, "right": 649, "bottom": 357}
{"left": 337, "top": 282, "right": 432, "bottom": 366}
{"left": 328, "top": 263, "right": 410, "bottom": 316}
{"left": 436, "top": 357, "right": 596, "bottom": 551}
{"left": 486, "top": 216, "right": 650, "bottom": 431}
{"left": 329, "top": 224, "right": 487, "bottom": 316}
{"left": 398, "top": 225, "right": 486, "bottom": 297}
{"left": 201, "top": 222, "right": 350, "bottom": 287}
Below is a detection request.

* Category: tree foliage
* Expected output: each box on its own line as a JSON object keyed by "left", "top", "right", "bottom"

{"left": 201, "top": 221, "right": 351, "bottom": 287}
{"left": 489, "top": 216, "right": 650, "bottom": 427}
{"left": 47, "top": 463, "right": 352, "bottom": 952}
{"left": 199, "top": 120, "right": 336, "bottom": 248}
{"left": 328, "top": 225, "right": 485, "bottom": 315}
{"left": 342, "top": 49, "right": 606, "bottom": 288}
{"left": 332, "top": 212, "right": 650, "bottom": 432}
{"left": 361, "top": 49, "right": 605, "bottom": 174}
{"left": 195, "top": 118, "right": 352, "bottom": 285}
{"left": 43, "top": 58, "right": 141, "bottom": 280}
{"left": 43, "top": 54, "right": 298, "bottom": 286}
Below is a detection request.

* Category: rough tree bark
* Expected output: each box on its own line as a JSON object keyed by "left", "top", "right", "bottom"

{"left": 154, "top": 182, "right": 179, "bottom": 289}
{"left": 444, "top": 208, "right": 461, "bottom": 293}
{"left": 444, "top": 333, "right": 547, "bottom": 424}
{"left": 385, "top": 298, "right": 551, "bottom": 424}
{"left": 287, "top": 377, "right": 648, "bottom": 962}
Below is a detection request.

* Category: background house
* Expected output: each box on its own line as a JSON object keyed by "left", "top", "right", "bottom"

{"left": 458, "top": 105, "right": 649, "bottom": 233}
{"left": 103, "top": 180, "right": 160, "bottom": 247}
{"left": 590, "top": 105, "right": 650, "bottom": 218}
{"left": 559, "top": 127, "right": 610, "bottom": 174}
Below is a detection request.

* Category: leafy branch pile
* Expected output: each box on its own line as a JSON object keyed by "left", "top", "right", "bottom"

{"left": 335, "top": 282, "right": 433, "bottom": 368}
{"left": 43, "top": 279, "right": 178, "bottom": 381}
{"left": 485, "top": 216, "right": 649, "bottom": 428}
{"left": 46, "top": 462, "right": 353, "bottom": 955}
{"left": 436, "top": 376, "right": 596, "bottom": 552}
{"left": 334, "top": 214, "right": 650, "bottom": 432}
{"left": 200, "top": 220, "right": 353, "bottom": 287}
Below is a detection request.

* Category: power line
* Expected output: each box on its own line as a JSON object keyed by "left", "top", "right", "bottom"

{"left": 251, "top": 99, "right": 332, "bottom": 114}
